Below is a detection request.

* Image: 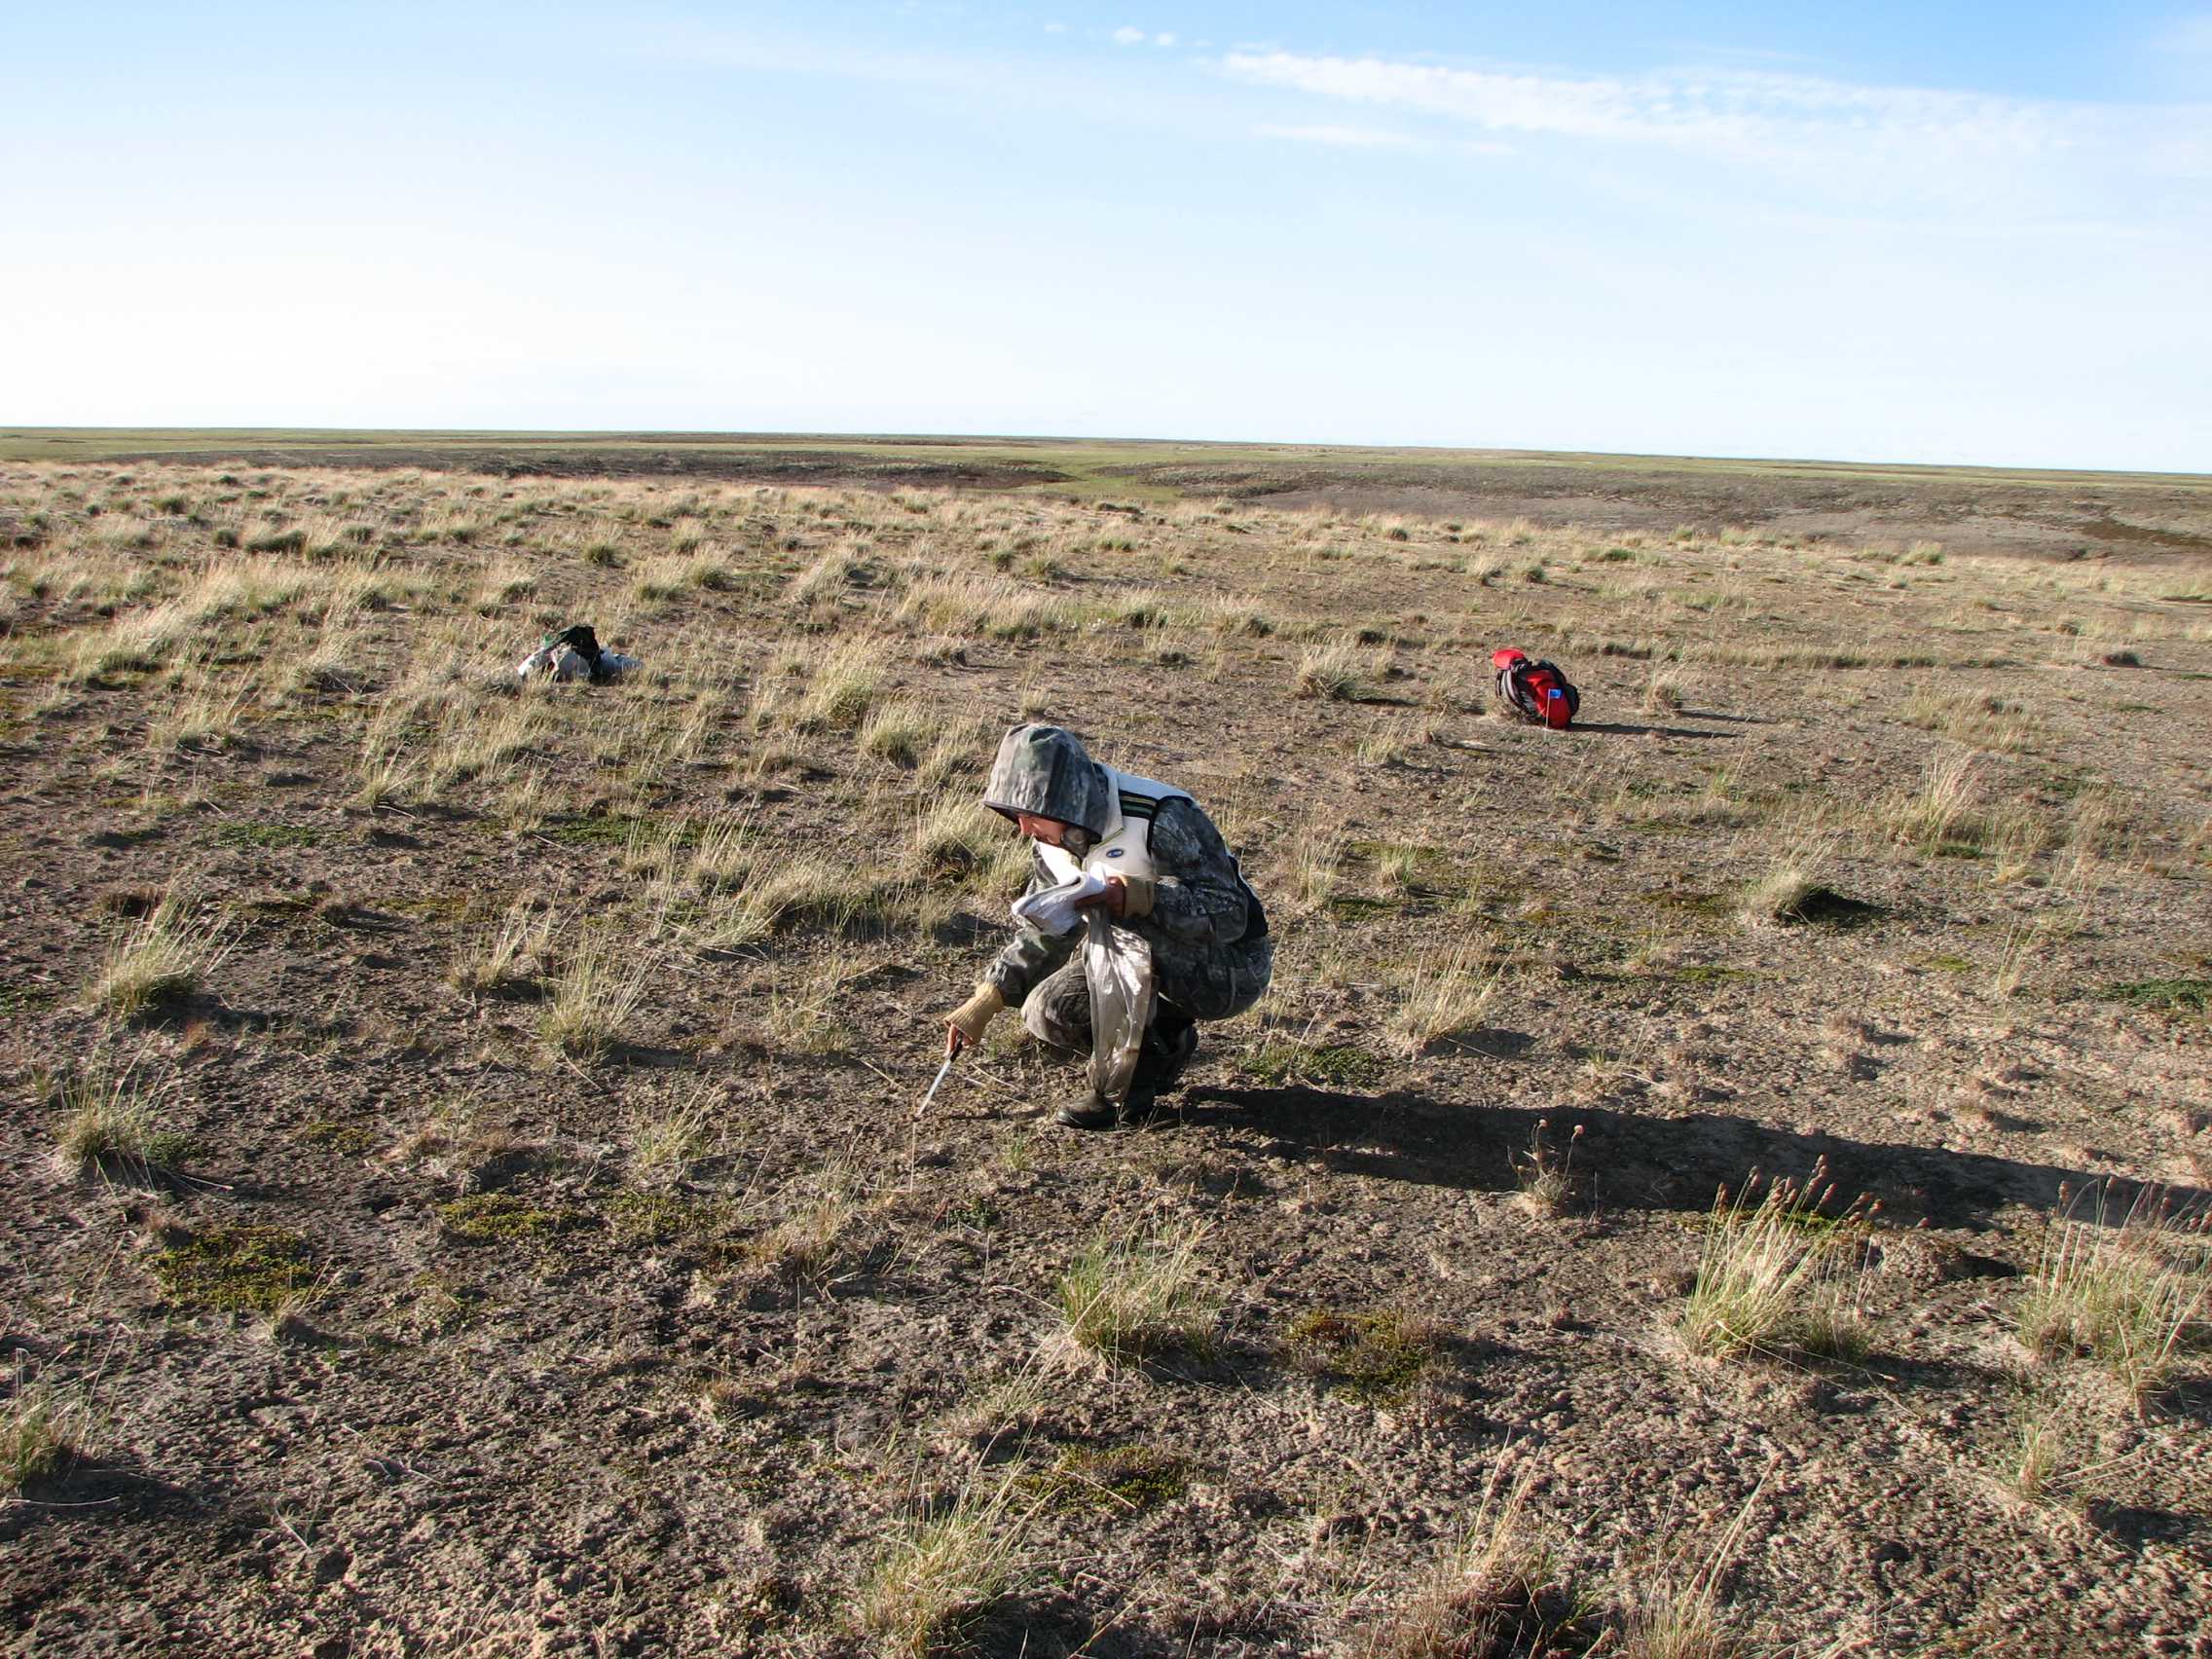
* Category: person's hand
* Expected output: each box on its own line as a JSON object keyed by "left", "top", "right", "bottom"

{"left": 943, "top": 984, "right": 1006, "bottom": 1056}
{"left": 1073, "top": 876, "right": 1128, "bottom": 919}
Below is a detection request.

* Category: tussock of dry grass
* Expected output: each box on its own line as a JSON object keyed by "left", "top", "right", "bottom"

{"left": 1736, "top": 830, "right": 1850, "bottom": 926}
{"left": 539, "top": 929, "right": 651, "bottom": 1060}
{"left": 3, "top": 1370, "right": 81, "bottom": 1494}
{"left": 625, "top": 1086, "right": 717, "bottom": 1187}
{"left": 1680, "top": 1172, "right": 1873, "bottom": 1362}
{"left": 1884, "top": 749, "right": 1982, "bottom": 853}
{"left": 1900, "top": 684, "right": 2036, "bottom": 753}
{"left": 50, "top": 1060, "right": 157, "bottom": 1173}
{"left": 448, "top": 901, "right": 552, "bottom": 996}
{"left": 793, "top": 637, "right": 886, "bottom": 732}
{"left": 2016, "top": 1184, "right": 2209, "bottom": 1401}
{"left": 1615, "top": 1472, "right": 1776, "bottom": 1659}
{"left": 1287, "top": 818, "right": 1346, "bottom": 911}
{"left": 90, "top": 894, "right": 232, "bottom": 1017}
{"left": 855, "top": 1467, "right": 1037, "bottom": 1657}
{"left": 702, "top": 842, "right": 885, "bottom": 948}
{"left": 1386, "top": 942, "right": 1499, "bottom": 1058}
{"left": 1296, "top": 636, "right": 1366, "bottom": 701}
{"left": 1358, "top": 1463, "right": 1561, "bottom": 1658}
{"left": 1052, "top": 1221, "right": 1216, "bottom": 1366}
{"left": 749, "top": 1165, "right": 866, "bottom": 1285}
{"left": 859, "top": 697, "right": 940, "bottom": 767}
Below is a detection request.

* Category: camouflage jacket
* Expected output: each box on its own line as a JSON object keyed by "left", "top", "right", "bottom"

{"left": 982, "top": 795, "right": 1265, "bottom": 1006}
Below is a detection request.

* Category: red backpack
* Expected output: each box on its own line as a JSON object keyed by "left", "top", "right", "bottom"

{"left": 1492, "top": 647, "right": 1580, "bottom": 729}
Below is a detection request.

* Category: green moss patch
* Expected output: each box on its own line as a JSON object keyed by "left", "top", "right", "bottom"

{"left": 1287, "top": 1308, "right": 1444, "bottom": 1404}
{"left": 142, "top": 1130, "right": 205, "bottom": 1166}
{"left": 154, "top": 1225, "right": 315, "bottom": 1311}
{"left": 605, "top": 1191, "right": 727, "bottom": 1247}
{"left": 1325, "top": 894, "right": 1409, "bottom": 921}
{"left": 2101, "top": 977, "right": 2209, "bottom": 1014}
{"left": 547, "top": 814, "right": 703, "bottom": 848}
{"left": 1637, "top": 889, "right": 1728, "bottom": 915}
{"left": 1767, "top": 884, "right": 1880, "bottom": 927}
{"left": 301, "top": 1121, "right": 377, "bottom": 1156}
{"left": 546, "top": 813, "right": 646, "bottom": 847}
{"left": 1238, "top": 1041, "right": 1384, "bottom": 1089}
{"left": 438, "top": 1193, "right": 590, "bottom": 1244}
{"left": 1026, "top": 1443, "right": 1192, "bottom": 1513}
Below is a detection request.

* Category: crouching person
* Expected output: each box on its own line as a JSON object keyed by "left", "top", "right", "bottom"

{"left": 941, "top": 724, "right": 1272, "bottom": 1129}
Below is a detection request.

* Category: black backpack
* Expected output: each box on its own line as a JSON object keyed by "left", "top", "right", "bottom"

{"left": 541, "top": 624, "right": 615, "bottom": 683}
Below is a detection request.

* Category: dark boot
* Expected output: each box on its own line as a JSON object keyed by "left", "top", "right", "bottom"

{"left": 1055, "top": 1090, "right": 1121, "bottom": 1130}
{"left": 1053, "top": 1011, "right": 1198, "bottom": 1131}
{"left": 1133, "top": 1013, "right": 1199, "bottom": 1096}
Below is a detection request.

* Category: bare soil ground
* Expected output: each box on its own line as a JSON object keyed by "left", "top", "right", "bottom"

{"left": 2, "top": 452, "right": 2209, "bottom": 1657}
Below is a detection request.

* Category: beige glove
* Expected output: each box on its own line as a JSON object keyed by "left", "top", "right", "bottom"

{"left": 944, "top": 983, "right": 1006, "bottom": 1054}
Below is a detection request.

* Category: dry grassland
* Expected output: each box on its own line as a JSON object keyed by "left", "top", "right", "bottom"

{"left": 2, "top": 459, "right": 2209, "bottom": 1656}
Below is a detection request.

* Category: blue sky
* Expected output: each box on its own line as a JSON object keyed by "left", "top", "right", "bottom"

{"left": 4, "top": 2, "right": 2208, "bottom": 470}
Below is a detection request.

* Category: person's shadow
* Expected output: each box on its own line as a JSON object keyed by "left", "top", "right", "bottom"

{"left": 1178, "top": 1078, "right": 2194, "bottom": 1232}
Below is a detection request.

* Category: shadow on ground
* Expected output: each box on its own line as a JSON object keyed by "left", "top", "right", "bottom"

{"left": 1177, "top": 1082, "right": 2202, "bottom": 1232}
{"left": 1571, "top": 720, "right": 1745, "bottom": 740}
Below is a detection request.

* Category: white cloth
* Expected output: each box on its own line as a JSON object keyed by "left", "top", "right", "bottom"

{"left": 516, "top": 645, "right": 591, "bottom": 682}
{"left": 1010, "top": 868, "right": 1111, "bottom": 937}
{"left": 515, "top": 646, "right": 642, "bottom": 682}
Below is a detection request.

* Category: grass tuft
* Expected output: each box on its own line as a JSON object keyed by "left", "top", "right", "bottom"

{"left": 447, "top": 902, "right": 553, "bottom": 997}
{"left": 1385, "top": 941, "right": 1499, "bottom": 1058}
{"left": 626, "top": 1086, "right": 717, "bottom": 1188}
{"left": 1679, "top": 1172, "right": 1874, "bottom": 1362}
{"left": 856, "top": 1468, "right": 1037, "bottom": 1658}
{"left": 90, "top": 894, "right": 233, "bottom": 1017}
{"left": 1296, "top": 636, "right": 1365, "bottom": 701}
{"left": 1358, "top": 1463, "right": 1560, "bottom": 1658}
{"left": 539, "top": 929, "right": 652, "bottom": 1060}
{"left": 3, "top": 1370, "right": 81, "bottom": 1494}
{"left": 2015, "top": 1182, "right": 2208, "bottom": 1401}
{"left": 50, "top": 1061, "right": 158, "bottom": 1173}
{"left": 1053, "top": 1221, "right": 1217, "bottom": 1366}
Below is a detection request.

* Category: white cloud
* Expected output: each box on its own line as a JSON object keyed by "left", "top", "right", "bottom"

{"left": 1256, "top": 123, "right": 1428, "bottom": 150}
{"left": 1156, "top": 33, "right": 1177, "bottom": 48}
{"left": 1225, "top": 52, "right": 2063, "bottom": 156}
{"left": 1220, "top": 49, "right": 2212, "bottom": 203}
{"left": 1111, "top": 26, "right": 1145, "bottom": 46}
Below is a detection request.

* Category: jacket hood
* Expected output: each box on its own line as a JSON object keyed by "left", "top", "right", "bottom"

{"left": 981, "top": 724, "right": 1109, "bottom": 839}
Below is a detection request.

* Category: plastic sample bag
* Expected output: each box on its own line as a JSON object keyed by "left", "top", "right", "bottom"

{"left": 1083, "top": 911, "right": 1156, "bottom": 1103}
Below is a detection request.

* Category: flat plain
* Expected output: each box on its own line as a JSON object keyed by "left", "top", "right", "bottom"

{"left": 2, "top": 433, "right": 2208, "bottom": 1657}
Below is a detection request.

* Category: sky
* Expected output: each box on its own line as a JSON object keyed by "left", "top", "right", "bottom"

{"left": 4, "top": 2, "right": 2209, "bottom": 470}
